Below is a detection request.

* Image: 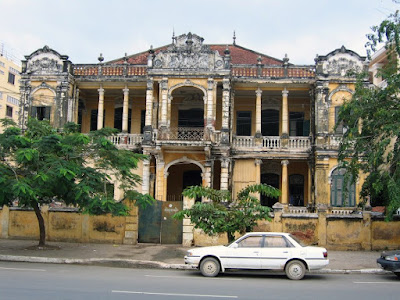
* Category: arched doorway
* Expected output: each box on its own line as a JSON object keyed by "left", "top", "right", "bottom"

{"left": 167, "top": 163, "right": 202, "bottom": 201}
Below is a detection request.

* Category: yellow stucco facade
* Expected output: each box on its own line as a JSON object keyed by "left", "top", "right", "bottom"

{"left": 10, "top": 34, "right": 398, "bottom": 247}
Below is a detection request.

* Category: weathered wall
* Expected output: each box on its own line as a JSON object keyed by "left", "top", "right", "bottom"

{"left": 192, "top": 211, "right": 400, "bottom": 250}
{"left": 1, "top": 205, "right": 399, "bottom": 250}
{"left": 1, "top": 205, "right": 137, "bottom": 244}
{"left": 371, "top": 219, "right": 400, "bottom": 250}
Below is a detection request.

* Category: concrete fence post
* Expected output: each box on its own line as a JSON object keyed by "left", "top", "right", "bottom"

{"left": 317, "top": 205, "right": 328, "bottom": 247}
{"left": 1, "top": 205, "right": 10, "bottom": 238}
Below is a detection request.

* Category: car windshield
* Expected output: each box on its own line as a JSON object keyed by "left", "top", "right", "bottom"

{"left": 289, "top": 234, "right": 306, "bottom": 247}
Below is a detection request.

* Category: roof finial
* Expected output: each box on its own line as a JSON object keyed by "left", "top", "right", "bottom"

{"left": 98, "top": 53, "right": 104, "bottom": 63}
{"left": 233, "top": 31, "right": 236, "bottom": 45}
{"left": 172, "top": 28, "right": 176, "bottom": 44}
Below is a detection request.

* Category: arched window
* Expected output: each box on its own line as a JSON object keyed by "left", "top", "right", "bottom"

{"left": 330, "top": 168, "right": 355, "bottom": 207}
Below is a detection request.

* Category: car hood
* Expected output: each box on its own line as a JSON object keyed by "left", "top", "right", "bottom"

{"left": 381, "top": 250, "right": 400, "bottom": 257}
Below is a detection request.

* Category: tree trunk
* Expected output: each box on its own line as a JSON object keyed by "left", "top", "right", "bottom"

{"left": 32, "top": 202, "right": 46, "bottom": 247}
{"left": 227, "top": 231, "right": 235, "bottom": 243}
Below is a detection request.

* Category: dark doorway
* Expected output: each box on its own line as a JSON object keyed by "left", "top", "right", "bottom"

{"left": 289, "top": 112, "right": 310, "bottom": 136}
{"left": 114, "top": 107, "right": 132, "bottom": 133}
{"left": 178, "top": 108, "right": 204, "bottom": 127}
{"left": 261, "top": 173, "right": 280, "bottom": 207}
{"left": 236, "top": 111, "right": 252, "bottom": 136}
{"left": 289, "top": 174, "right": 304, "bottom": 206}
{"left": 262, "top": 109, "right": 279, "bottom": 136}
{"left": 183, "top": 170, "right": 202, "bottom": 202}
{"left": 90, "top": 109, "right": 105, "bottom": 131}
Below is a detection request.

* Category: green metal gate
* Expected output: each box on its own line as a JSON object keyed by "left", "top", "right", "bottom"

{"left": 138, "top": 200, "right": 183, "bottom": 244}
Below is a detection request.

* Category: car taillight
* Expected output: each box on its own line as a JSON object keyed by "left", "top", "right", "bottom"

{"left": 323, "top": 251, "right": 328, "bottom": 258}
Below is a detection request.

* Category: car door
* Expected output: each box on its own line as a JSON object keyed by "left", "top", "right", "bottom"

{"left": 259, "top": 235, "right": 293, "bottom": 270}
{"left": 223, "top": 235, "right": 263, "bottom": 269}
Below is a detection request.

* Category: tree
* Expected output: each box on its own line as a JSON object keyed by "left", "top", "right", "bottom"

{"left": 337, "top": 10, "right": 400, "bottom": 219}
{"left": 173, "top": 184, "right": 280, "bottom": 242}
{"left": 0, "top": 119, "right": 154, "bottom": 246}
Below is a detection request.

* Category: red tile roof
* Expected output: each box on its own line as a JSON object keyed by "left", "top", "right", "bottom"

{"left": 210, "top": 45, "right": 282, "bottom": 65}
{"left": 109, "top": 44, "right": 283, "bottom": 66}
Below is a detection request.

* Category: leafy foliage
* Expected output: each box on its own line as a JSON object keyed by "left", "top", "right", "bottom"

{"left": 0, "top": 118, "right": 154, "bottom": 245}
{"left": 173, "top": 184, "right": 280, "bottom": 242}
{"left": 337, "top": 10, "right": 400, "bottom": 219}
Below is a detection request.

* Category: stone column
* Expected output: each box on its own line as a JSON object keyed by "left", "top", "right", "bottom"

{"left": 145, "top": 78, "right": 154, "bottom": 126}
{"left": 155, "top": 155, "right": 165, "bottom": 201}
{"left": 203, "top": 161, "right": 212, "bottom": 188}
{"left": 281, "top": 88, "right": 289, "bottom": 137}
{"left": 163, "top": 171, "right": 169, "bottom": 201}
{"left": 122, "top": 87, "right": 129, "bottom": 132}
{"left": 220, "top": 158, "right": 230, "bottom": 190}
{"left": 255, "top": 88, "right": 262, "bottom": 137}
{"left": 221, "top": 78, "right": 230, "bottom": 144}
{"left": 160, "top": 78, "right": 168, "bottom": 127}
{"left": 143, "top": 78, "right": 154, "bottom": 144}
{"left": 97, "top": 85, "right": 105, "bottom": 130}
{"left": 315, "top": 157, "right": 330, "bottom": 206}
{"left": 142, "top": 157, "right": 151, "bottom": 195}
{"left": 255, "top": 159, "right": 262, "bottom": 184}
{"left": 206, "top": 78, "right": 215, "bottom": 129}
{"left": 182, "top": 196, "right": 195, "bottom": 246}
{"left": 19, "top": 82, "right": 31, "bottom": 131}
{"left": 281, "top": 160, "right": 289, "bottom": 205}
{"left": 74, "top": 88, "right": 80, "bottom": 124}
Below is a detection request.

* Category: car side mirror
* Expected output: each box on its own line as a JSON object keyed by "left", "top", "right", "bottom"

{"left": 230, "top": 243, "right": 238, "bottom": 249}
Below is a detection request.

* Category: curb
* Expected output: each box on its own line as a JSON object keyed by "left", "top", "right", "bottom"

{"left": 0, "top": 255, "right": 389, "bottom": 274}
{"left": 0, "top": 255, "right": 195, "bottom": 270}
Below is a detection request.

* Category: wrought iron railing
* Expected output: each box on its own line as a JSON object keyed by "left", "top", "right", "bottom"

{"left": 166, "top": 127, "right": 204, "bottom": 141}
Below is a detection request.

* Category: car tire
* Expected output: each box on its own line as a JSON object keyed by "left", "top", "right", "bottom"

{"left": 285, "top": 260, "right": 306, "bottom": 280}
{"left": 200, "top": 257, "right": 220, "bottom": 277}
{"left": 394, "top": 272, "right": 400, "bottom": 278}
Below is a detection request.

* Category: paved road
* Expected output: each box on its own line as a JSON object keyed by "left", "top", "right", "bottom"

{"left": 0, "top": 261, "right": 398, "bottom": 300}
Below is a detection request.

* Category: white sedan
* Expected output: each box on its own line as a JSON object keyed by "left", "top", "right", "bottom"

{"left": 185, "top": 232, "right": 329, "bottom": 280}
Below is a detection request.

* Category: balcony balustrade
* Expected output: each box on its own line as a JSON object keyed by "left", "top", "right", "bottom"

{"left": 107, "top": 129, "right": 312, "bottom": 152}
{"left": 108, "top": 133, "right": 143, "bottom": 148}
{"left": 233, "top": 136, "right": 311, "bottom": 151}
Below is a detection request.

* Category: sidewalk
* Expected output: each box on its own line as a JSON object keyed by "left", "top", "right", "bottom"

{"left": 0, "top": 238, "right": 388, "bottom": 274}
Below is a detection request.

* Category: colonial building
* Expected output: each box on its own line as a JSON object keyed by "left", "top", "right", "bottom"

{"left": 18, "top": 33, "right": 370, "bottom": 244}
{"left": 0, "top": 44, "right": 21, "bottom": 132}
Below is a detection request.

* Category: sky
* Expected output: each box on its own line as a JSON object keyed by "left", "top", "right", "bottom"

{"left": 1, "top": 0, "right": 399, "bottom": 65}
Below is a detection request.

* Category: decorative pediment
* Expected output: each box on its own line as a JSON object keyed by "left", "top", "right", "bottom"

{"left": 316, "top": 46, "right": 366, "bottom": 77}
{"left": 152, "top": 32, "right": 225, "bottom": 71}
{"left": 25, "top": 46, "right": 68, "bottom": 75}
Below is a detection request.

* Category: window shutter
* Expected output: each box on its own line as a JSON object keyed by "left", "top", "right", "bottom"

{"left": 45, "top": 107, "right": 51, "bottom": 120}
{"left": 335, "top": 106, "right": 343, "bottom": 134}
{"left": 31, "top": 106, "right": 37, "bottom": 118}
{"left": 303, "top": 120, "right": 310, "bottom": 136}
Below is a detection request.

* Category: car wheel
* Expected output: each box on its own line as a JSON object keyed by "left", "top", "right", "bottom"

{"left": 394, "top": 272, "right": 400, "bottom": 278}
{"left": 200, "top": 257, "right": 220, "bottom": 277}
{"left": 285, "top": 260, "right": 306, "bottom": 280}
